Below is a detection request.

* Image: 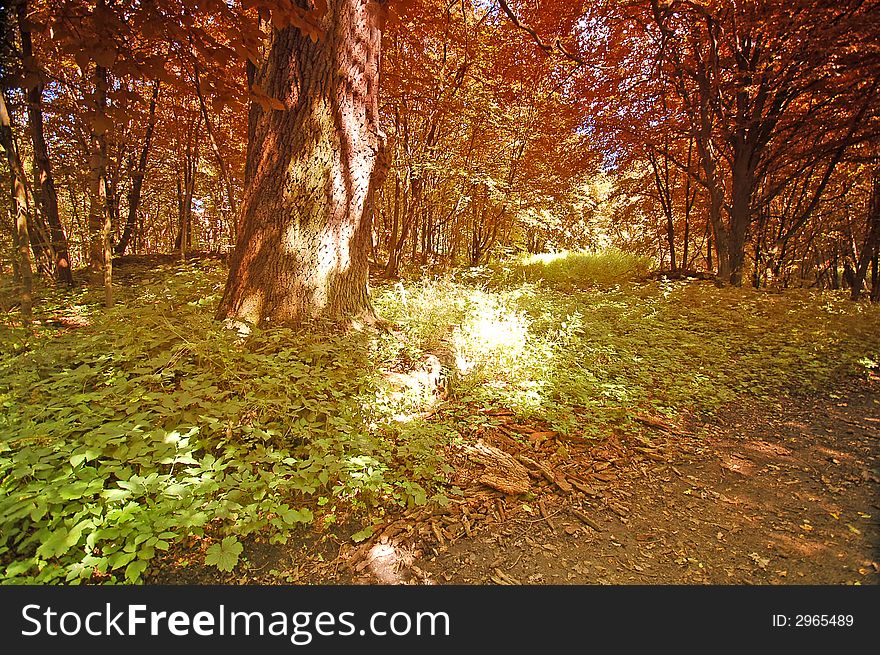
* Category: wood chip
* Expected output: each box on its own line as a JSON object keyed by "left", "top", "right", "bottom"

{"left": 528, "top": 431, "right": 557, "bottom": 444}
{"left": 569, "top": 507, "right": 602, "bottom": 532}
{"left": 538, "top": 498, "right": 556, "bottom": 531}
{"left": 466, "top": 440, "right": 530, "bottom": 495}
{"left": 568, "top": 477, "right": 601, "bottom": 497}
{"left": 632, "top": 413, "right": 693, "bottom": 436}
{"left": 552, "top": 474, "right": 571, "bottom": 494}
{"left": 430, "top": 520, "right": 446, "bottom": 546}
{"left": 491, "top": 568, "right": 522, "bottom": 585}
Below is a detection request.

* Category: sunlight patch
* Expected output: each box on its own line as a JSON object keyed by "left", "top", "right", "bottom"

{"left": 453, "top": 292, "right": 529, "bottom": 375}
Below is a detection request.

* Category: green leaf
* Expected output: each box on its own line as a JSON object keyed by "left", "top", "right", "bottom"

{"left": 125, "top": 559, "right": 149, "bottom": 583}
{"left": 37, "top": 528, "right": 71, "bottom": 559}
{"left": 205, "top": 536, "right": 243, "bottom": 572}
{"left": 279, "top": 506, "right": 313, "bottom": 525}
{"left": 350, "top": 526, "right": 374, "bottom": 543}
{"left": 5, "top": 558, "right": 37, "bottom": 578}
{"left": 108, "top": 550, "right": 137, "bottom": 570}
{"left": 101, "top": 488, "right": 131, "bottom": 502}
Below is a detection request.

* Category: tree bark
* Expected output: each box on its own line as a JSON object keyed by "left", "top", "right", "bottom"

{"left": 115, "top": 80, "right": 159, "bottom": 256}
{"left": 0, "top": 89, "right": 33, "bottom": 321}
{"left": 728, "top": 148, "right": 755, "bottom": 287}
{"left": 851, "top": 166, "right": 880, "bottom": 301}
{"left": 87, "top": 63, "right": 112, "bottom": 306}
{"left": 217, "top": 0, "right": 389, "bottom": 327}
{"left": 17, "top": 0, "right": 73, "bottom": 285}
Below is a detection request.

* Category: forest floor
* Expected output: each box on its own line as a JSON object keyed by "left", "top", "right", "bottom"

{"left": 3, "top": 255, "right": 878, "bottom": 586}
{"left": 150, "top": 372, "right": 880, "bottom": 586}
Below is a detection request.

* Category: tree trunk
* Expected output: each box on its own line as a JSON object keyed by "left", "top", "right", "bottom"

{"left": 175, "top": 117, "right": 199, "bottom": 259}
{"left": 728, "top": 147, "right": 755, "bottom": 287}
{"left": 87, "top": 63, "right": 112, "bottom": 306}
{"left": 192, "top": 58, "right": 237, "bottom": 229}
{"left": 851, "top": 167, "right": 880, "bottom": 301}
{"left": 870, "top": 252, "right": 879, "bottom": 302}
{"left": 216, "top": 0, "right": 389, "bottom": 327}
{"left": 115, "top": 80, "right": 159, "bottom": 256}
{"left": 0, "top": 89, "right": 34, "bottom": 322}
{"left": 384, "top": 171, "right": 401, "bottom": 277}
{"left": 17, "top": 0, "right": 73, "bottom": 285}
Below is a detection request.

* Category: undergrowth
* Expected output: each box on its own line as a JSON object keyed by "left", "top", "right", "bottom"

{"left": 2, "top": 253, "right": 878, "bottom": 584}
{"left": 494, "top": 249, "right": 653, "bottom": 289}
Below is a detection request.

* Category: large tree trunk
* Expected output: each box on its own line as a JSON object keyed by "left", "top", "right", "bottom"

{"left": 217, "top": 0, "right": 389, "bottom": 327}
{"left": 728, "top": 161, "right": 753, "bottom": 287}
{"left": 17, "top": 0, "right": 73, "bottom": 285}
{"left": 0, "top": 89, "right": 34, "bottom": 322}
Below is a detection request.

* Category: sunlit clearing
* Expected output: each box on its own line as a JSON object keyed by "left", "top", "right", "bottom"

{"left": 521, "top": 251, "right": 573, "bottom": 266}
{"left": 379, "top": 355, "right": 443, "bottom": 421}
{"left": 453, "top": 292, "right": 529, "bottom": 375}
{"left": 510, "top": 248, "right": 653, "bottom": 288}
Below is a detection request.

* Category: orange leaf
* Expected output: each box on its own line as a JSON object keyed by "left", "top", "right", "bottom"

{"left": 89, "top": 114, "right": 113, "bottom": 136}
{"left": 93, "top": 45, "right": 118, "bottom": 69}
{"left": 74, "top": 50, "right": 90, "bottom": 73}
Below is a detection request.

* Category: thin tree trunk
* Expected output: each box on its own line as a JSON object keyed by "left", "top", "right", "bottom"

{"left": 852, "top": 167, "right": 880, "bottom": 301}
{"left": 0, "top": 89, "right": 33, "bottom": 321}
{"left": 115, "top": 79, "right": 159, "bottom": 256}
{"left": 17, "top": 0, "right": 73, "bottom": 285}
{"left": 87, "top": 63, "right": 112, "bottom": 306}
{"left": 191, "top": 57, "right": 237, "bottom": 223}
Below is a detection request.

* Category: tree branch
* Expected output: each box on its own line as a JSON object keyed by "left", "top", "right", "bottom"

{"left": 496, "top": 0, "right": 584, "bottom": 65}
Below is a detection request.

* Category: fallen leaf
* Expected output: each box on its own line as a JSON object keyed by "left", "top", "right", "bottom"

{"left": 749, "top": 552, "right": 770, "bottom": 569}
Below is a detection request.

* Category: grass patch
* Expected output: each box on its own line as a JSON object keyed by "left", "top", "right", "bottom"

{"left": 495, "top": 249, "right": 653, "bottom": 289}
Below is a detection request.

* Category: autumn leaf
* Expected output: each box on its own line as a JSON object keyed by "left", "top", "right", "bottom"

{"left": 89, "top": 114, "right": 114, "bottom": 136}
{"left": 250, "top": 83, "right": 286, "bottom": 111}
{"left": 92, "top": 45, "right": 118, "bottom": 69}
{"left": 74, "top": 50, "right": 91, "bottom": 73}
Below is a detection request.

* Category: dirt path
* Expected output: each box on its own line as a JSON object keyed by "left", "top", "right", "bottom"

{"left": 342, "top": 374, "right": 880, "bottom": 585}
{"left": 149, "top": 374, "right": 879, "bottom": 585}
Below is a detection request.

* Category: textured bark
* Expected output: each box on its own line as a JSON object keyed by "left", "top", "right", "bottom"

{"left": 217, "top": 0, "right": 389, "bottom": 326}
{"left": 728, "top": 148, "right": 755, "bottom": 287}
{"left": 0, "top": 89, "right": 33, "bottom": 321}
{"left": 18, "top": 0, "right": 73, "bottom": 285}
